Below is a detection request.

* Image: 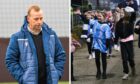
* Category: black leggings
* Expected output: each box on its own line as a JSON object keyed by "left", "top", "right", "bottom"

{"left": 95, "top": 49, "right": 107, "bottom": 74}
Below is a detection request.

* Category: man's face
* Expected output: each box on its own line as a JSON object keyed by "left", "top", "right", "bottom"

{"left": 27, "top": 9, "right": 43, "bottom": 31}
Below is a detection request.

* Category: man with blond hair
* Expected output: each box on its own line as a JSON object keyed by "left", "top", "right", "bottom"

{"left": 5, "top": 5, "right": 66, "bottom": 84}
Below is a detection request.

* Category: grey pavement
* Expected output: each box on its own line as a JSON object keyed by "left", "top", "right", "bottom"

{"left": 72, "top": 41, "right": 140, "bottom": 84}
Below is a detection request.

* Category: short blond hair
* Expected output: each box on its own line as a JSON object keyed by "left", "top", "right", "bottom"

{"left": 27, "top": 5, "right": 41, "bottom": 16}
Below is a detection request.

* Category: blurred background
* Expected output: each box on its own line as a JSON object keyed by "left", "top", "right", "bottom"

{"left": 71, "top": 0, "right": 139, "bottom": 11}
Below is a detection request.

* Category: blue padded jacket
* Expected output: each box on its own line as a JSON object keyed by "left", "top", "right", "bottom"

{"left": 5, "top": 17, "right": 66, "bottom": 84}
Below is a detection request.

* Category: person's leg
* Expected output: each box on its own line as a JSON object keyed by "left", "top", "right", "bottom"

{"left": 120, "top": 42, "right": 129, "bottom": 74}
{"left": 92, "top": 48, "right": 95, "bottom": 58}
{"left": 95, "top": 49, "right": 101, "bottom": 79}
{"left": 89, "top": 37, "right": 92, "bottom": 54}
{"left": 91, "top": 37, "right": 95, "bottom": 58}
{"left": 71, "top": 53, "right": 75, "bottom": 80}
{"left": 87, "top": 41, "right": 92, "bottom": 59}
{"left": 120, "top": 42, "right": 129, "bottom": 79}
{"left": 126, "top": 41, "right": 135, "bottom": 76}
{"left": 108, "top": 39, "right": 113, "bottom": 57}
{"left": 101, "top": 52, "right": 107, "bottom": 79}
{"left": 107, "top": 45, "right": 112, "bottom": 59}
{"left": 87, "top": 42, "right": 92, "bottom": 54}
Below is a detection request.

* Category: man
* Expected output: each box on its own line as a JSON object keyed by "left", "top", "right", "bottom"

{"left": 5, "top": 5, "right": 66, "bottom": 84}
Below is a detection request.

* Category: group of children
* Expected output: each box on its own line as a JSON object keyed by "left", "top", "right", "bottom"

{"left": 71, "top": 0, "right": 139, "bottom": 81}
{"left": 80, "top": 10, "right": 113, "bottom": 79}
{"left": 79, "top": 6, "right": 136, "bottom": 80}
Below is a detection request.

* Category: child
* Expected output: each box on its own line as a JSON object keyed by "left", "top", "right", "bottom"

{"left": 114, "top": 7, "right": 136, "bottom": 80}
{"left": 93, "top": 12, "right": 111, "bottom": 79}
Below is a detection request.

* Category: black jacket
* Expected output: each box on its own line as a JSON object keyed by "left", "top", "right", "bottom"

{"left": 134, "top": 20, "right": 140, "bottom": 48}
{"left": 115, "top": 18, "right": 134, "bottom": 44}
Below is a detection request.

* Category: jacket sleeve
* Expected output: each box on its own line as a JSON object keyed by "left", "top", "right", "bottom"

{"left": 54, "top": 32, "right": 66, "bottom": 79}
{"left": 105, "top": 25, "right": 111, "bottom": 49}
{"left": 105, "top": 25, "right": 111, "bottom": 39}
{"left": 5, "top": 34, "right": 24, "bottom": 83}
{"left": 134, "top": 21, "right": 140, "bottom": 34}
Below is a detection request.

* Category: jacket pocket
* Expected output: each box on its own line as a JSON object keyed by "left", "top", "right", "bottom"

{"left": 19, "top": 66, "right": 26, "bottom": 84}
{"left": 50, "top": 64, "right": 59, "bottom": 80}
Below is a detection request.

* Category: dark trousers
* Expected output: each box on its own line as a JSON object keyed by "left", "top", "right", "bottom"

{"left": 87, "top": 37, "right": 94, "bottom": 54}
{"left": 95, "top": 49, "right": 107, "bottom": 74}
{"left": 120, "top": 41, "right": 135, "bottom": 74}
{"left": 108, "top": 39, "right": 113, "bottom": 55}
{"left": 71, "top": 53, "right": 74, "bottom": 79}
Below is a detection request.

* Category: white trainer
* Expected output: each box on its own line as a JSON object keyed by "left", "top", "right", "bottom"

{"left": 122, "top": 74, "right": 129, "bottom": 80}
{"left": 88, "top": 54, "right": 93, "bottom": 59}
{"left": 117, "top": 46, "right": 120, "bottom": 51}
{"left": 114, "top": 45, "right": 120, "bottom": 52}
{"left": 92, "top": 52, "right": 95, "bottom": 58}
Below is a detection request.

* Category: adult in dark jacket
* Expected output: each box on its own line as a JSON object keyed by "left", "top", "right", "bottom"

{"left": 5, "top": 5, "right": 66, "bottom": 84}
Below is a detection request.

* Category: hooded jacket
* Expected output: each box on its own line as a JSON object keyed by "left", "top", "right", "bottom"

{"left": 5, "top": 17, "right": 66, "bottom": 84}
